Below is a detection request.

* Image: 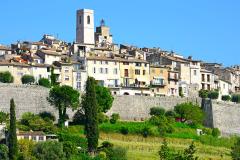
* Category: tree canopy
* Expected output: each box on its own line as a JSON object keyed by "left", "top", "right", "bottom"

{"left": 0, "top": 71, "right": 14, "bottom": 83}
{"left": 48, "top": 85, "right": 80, "bottom": 127}
{"left": 21, "top": 75, "right": 35, "bottom": 84}
{"left": 174, "top": 102, "right": 204, "bottom": 125}
{"left": 95, "top": 85, "right": 114, "bottom": 113}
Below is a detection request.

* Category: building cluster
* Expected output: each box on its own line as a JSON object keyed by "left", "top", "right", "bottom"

{"left": 0, "top": 9, "right": 240, "bottom": 99}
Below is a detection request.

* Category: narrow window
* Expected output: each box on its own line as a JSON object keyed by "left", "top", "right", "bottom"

{"left": 87, "top": 15, "right": 90, "bottom": 24}
{"left": 79, "top": 16, "right": 82, "bottom": 24}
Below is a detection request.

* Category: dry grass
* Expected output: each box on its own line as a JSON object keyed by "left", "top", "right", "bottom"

{"left": 100, "top": 133, "right": 231, "bottom": 160}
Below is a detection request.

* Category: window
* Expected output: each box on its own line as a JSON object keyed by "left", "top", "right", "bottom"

{"left": 100, "top": 68, "right": 103, "bottom": 73}
{"left": 77, "top": 82, "right": 81, "bottom": 89}
{"left": 143, "top": 70, "right": 146, "bottom": 75}
{"left": 113, "top": 68, "right": 118, "bottom": 74}
{"left": 105, "top": 68, "right": 108, "bottom": 74}
{"left": 124, "top": 69, "right": 129, "bottom": 77}
{"left": 207, "top": 84, "right": 211, "bottom": 90}
{"left": 94, "top": 60, "right": 96, "bottom": 64}
{"left": 135, "top": 63, "right": 141, "bottom": 67}
{"left": 114, "top": 62, "right": 117, "bottom": 65}
{"left": 79, "top": 16, "right": 82, "bottom": 24}
{"left": 194, "top": 70, "right": 197, "bottom": 76}
{"left": 105, "top": 61, "right": 108, "bottom": 65}
{"left": 47, "top": 67, "right": 50, "bottom": 72}
{"left": 202, "top": 74, "right": 205, "bottom": 82}
{"left": 145, "top": 63, "right": 148, "bottom": 67}
{"left": 160, "top": 70, "right": 163, "bottom": 74}
{"left": 135, "top": 69, "right": 140, "bottom": 75}
{"left": 65, "top": 68, "right": 69, "bottom": 73}
{"left": 32, "top": 136, "right": 37, "bottom": 141}
{"left": 76, "top": 73, "right": 81, "bottom": 80}
{"left": 100, "top": 61, "right": 103, "bottom": 64}
{"left": 87, "top": 15, "right": 91, "bottom": 24}
{"left": 123, "top": 62, "right": 129, "bottom": 65}
{"left": 207, "top": 75, "right": 210, "bottom": 82}
{"left": 223, "top": 83, "right": 226, "bottom": 89}
{"left": 65, "top": 76, "right": 70, "bottom": 81}
{"left": 93, "top": 67, "right": 96, "bottom": 74}
{"left": 39, "top": 136, "right": 44, "bottom": 141}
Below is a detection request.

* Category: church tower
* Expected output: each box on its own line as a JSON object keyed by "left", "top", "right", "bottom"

{"left": 76, "top": 9, "right": 95, "bottom": 45}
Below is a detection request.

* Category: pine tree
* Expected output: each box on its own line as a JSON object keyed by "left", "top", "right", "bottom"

{"left": 8, "top": 99, "right": 18, "bottom": 160}
{"left": 83, "top": 77, "right": 99, "bottom": 155}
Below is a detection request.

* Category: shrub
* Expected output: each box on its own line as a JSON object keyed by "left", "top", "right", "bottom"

{"left": 141, "top": 126, "right": 151, "bottom": 138}
{"left": 72, "top": 109, "right": 85, "bottom": 125}
{"left": 231, "top": 138, "right": 240, "bottom": 159}
{"left": 63, "top": 141, "right": 78, "bottom": 159}
{"left": 0, "top": 111, "right": 8, "bottom": 124}
{"left": 97, "top": 112, "right": 109, "bottom": 124}
{"left": 18, "top": 139, "right": 36, "bottom": 160}
{"left": 212, "top": 128, "right": 220, "bottom": 137}
{"left": 199, "top": 90, "right": 208, "bottom": 98}
{"left": 232, "top": 94, "right": 240, "bottom": 103}
{"left": 21, "top": 75, "right": 35, "bottom": 84}
{"left": 0, "top": 144, "right": 8, "bottom": 160}
{"left": 58, "top": 132, "right": 87, "bottom": 149}
{"left": 38, "top": 111, "right": 56, "bottom": 121}
{"left": 110, "top": 113, "right": 120, "bottom": 124}
{"left": 202, "top": 128, "right": 212, "bottom": 135}
{"left": 208, "top": 90, "right": 219, "bottom": 99}
{"left": 150, "top": 107, "right": 166, "bottom": 116}
{"left": 38, "top": 78, "right": 51, "bottom": 88}
{"left": 174, "top": 102, "right": 205, "bottom": 125}
{"left": 32, "top": 141, "right": 65, "bottom": 160}
{"left": 120, "top": 127, "right": 129, "bottom": 135}
{"left": 222, "top": 95, "right": 231, "bottom": 101}
{"left": 165, "top": 110, "right": 176, "bottom": 118}
{"left": 0, "top": 71, "right": 14, "bottom": 83}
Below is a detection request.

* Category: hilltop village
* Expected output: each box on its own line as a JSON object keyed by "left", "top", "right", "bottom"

{"left": 0, "top": 8, "right": 240, "bottom": 99}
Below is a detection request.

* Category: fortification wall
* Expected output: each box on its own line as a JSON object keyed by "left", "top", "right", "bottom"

{"left": 107, "top": 95, "right": 201, "bottom": 120}
{"left": 211, "top": 100, "right": 240, "bottom": 136}
{"left": 1, "top": 84, "right": 240, "bottom": 136}
{"left": 0, "top": 83, "right": 74, "bottom": 119}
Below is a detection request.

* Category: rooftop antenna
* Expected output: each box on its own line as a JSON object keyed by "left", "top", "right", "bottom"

{"left": 100, "top": 19, "right": 105, "bottom": 26}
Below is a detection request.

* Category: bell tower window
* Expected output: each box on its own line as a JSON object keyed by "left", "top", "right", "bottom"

{"left": 87, "top": 15, "right": 91, "bottom": 24}
{"left": 79, "top": 16, "right": 81, "bottom": 24}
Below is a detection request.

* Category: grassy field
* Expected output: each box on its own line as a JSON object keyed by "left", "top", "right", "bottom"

{"left": 62, "top": 125, "right": 233, "bottom": 160}
{"left": 100, "top": 133, "right": 231, "bottom": 160}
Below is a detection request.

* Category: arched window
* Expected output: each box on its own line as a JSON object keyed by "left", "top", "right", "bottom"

{"left": 87, "top": 15, "right": 91, "bottom": 24}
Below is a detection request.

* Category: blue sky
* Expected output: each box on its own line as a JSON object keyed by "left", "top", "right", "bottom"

{"left": 1, "top": 0, "right": 240, "bottom": 66}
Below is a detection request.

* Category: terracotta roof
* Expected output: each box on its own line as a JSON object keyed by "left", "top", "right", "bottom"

{"left": 87, "top": 56, "right": 148, "bottom": 63}
{"left": 38, "top": 49, "right": 61, "bottom": 56}
{"left": 0, "top": 45, "right": 11, "bottom": 51}
{"left": 18, "top": 131, "right": 45, "bottom": 136}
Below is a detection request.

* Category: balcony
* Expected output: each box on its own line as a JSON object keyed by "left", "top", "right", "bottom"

{"left": 151, "top": 78, "right": 166, "bottom": 87}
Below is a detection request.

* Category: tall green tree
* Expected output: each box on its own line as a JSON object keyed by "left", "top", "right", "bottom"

{"left": 48, "top": 85, "right": 80, "bottom": 127}
{"left": 50, "top": 67, "right": 57, "bottom": 86}
{"left": 8, "top": 99, "right": 18, "bottom": 160}
{"left": 95, "top": 85, "right": 114, "bottom": 113}
{"left": 82, "top": 77, "right": 99, "bottom": 155}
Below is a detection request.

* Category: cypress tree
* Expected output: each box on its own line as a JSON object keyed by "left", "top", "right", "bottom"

{"left": 8, "top": 99, "right": 18, "bottom": 160}
{"left": 83, "top": 77, "right": 99, "bottom": 155}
